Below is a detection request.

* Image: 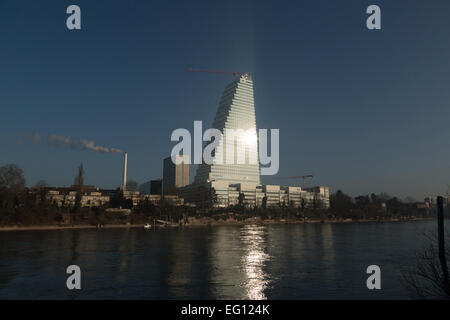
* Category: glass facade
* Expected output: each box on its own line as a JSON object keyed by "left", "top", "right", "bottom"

{"left": 195, "top": 74, "right": 261, "bottom": 185}
{"left": 178, "top": 74, "right": 331, "bottom": 209}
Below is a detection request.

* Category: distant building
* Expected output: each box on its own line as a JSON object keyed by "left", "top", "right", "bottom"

{"left": 44, "top": 186, "right": 184, "bottom": 208}
{"left": 163, "top": 155, "right": 189, "bottom": 194}
{"left": 139, "top": 181, "right": 151, "bottom": 194}
{"left": 416, "top": 202, "right": 430, "bottom": 209}
{"left": 139, "top": 180, "right": 163, "bottom": 195}
{"left": 179, "top": 181, "right": 330, "bottom": 209}
{"left": 424, "top": 196, "right": 437, "bottom": 206}
{"left": 424, "top": 196, "right": 449, "bottom": 208}
{"left": 122, "top": 190, "right": 184, "bottom": 207}
{"left": 45, "top": 187, "right": 110, "bottom": 208}
{"left": 178, "top": 74, "right": 330, "bottom": 210}
{"left": 194, "top": 73, "right": 260, "bottom": 185}
{"left": 304, "top": 186, "right": 330, "bottom": 209}
{"left": 150, "top": 180, "right": 162, "bottom": 195}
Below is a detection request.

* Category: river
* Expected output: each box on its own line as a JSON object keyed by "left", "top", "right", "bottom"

{"left": 0, "top": 220, "right": 445, "bottom": 299}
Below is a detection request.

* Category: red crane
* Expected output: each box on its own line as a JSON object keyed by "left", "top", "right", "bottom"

{"left": 278, "top": 175, "right": 314, "bottom": 188}
{"left": 187, "top": 68, "right": 249, "bottom": 79}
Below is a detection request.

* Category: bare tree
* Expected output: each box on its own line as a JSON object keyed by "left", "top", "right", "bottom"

{"left": 404, "top": 196, "right": 417, "bottom": 204}
{"left": 34, "top": 180, "right": 49, "bottom": 189}
{"left": 0, "top": 164, "right": 26, "bottom": 193}
{"left": 403, "top": 232, "right": 450, "bottom": 299}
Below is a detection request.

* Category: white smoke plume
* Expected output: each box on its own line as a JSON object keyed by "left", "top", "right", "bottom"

{"left": 46, "top": 134, "right": 123, "bottom": 154}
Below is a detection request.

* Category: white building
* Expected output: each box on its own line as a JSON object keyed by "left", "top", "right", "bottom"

{"left": 122, "top": 191, "right": 184, "bottom": 207}
{"left": 180, "top": 180, "right": 330, "bottom": 209}
{"left": 46, "top": 188, "right": 110, "bottom": 208}
{"left": 179, "top": 73, "right": 330, "bottom": 210}
{"left": 194, "top": 73, "right": 260, "bottom": 185}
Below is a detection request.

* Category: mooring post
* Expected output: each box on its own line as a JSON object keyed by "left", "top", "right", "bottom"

{"left": 437, "top": 196, "right": 450, "bottom": 294}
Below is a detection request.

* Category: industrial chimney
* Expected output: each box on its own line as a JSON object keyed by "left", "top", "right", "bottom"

{"left": 122, "top": 152, "right": 127, "bottom": 191}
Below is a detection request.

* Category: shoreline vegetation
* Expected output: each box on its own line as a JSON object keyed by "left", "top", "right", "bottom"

{"left": 1, "top": 164, "right": 444, "bottom": 233}
{"left": 0, "top": 215, "right": 435, "bottom": 232}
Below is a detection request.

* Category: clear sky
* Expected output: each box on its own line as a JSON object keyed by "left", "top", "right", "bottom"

{"left": 1, "top": 0, "right": 450, "bottom": 200}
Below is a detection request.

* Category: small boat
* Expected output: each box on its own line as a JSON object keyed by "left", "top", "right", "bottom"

{"left": 144, "top": 223, "right": 152, "bottom": 229}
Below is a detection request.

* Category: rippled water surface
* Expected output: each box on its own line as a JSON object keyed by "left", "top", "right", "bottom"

{"left": 0, "top": 220, "right": 445, "bottom": 299}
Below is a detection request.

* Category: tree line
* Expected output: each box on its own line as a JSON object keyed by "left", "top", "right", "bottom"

{"left": 0, "top": 163, "right": 439, "bottom": 226}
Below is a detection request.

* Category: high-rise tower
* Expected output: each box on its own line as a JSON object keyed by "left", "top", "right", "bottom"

{"left": 163, "top": 155, "right": 190, "bottom": 194}
{"left": 194, "top": 74, "right": 260, "bottom": 185}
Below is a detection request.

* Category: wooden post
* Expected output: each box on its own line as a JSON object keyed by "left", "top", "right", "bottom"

{"left": 437, "top": 196, "right": 450, "bottom": 294}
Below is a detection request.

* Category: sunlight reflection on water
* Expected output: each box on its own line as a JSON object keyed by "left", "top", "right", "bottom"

{"left": 240, "top": 225, "right": 271, "bottom": 300}
{"left": 0, "top": 221, "right": 440, "bottom": 299}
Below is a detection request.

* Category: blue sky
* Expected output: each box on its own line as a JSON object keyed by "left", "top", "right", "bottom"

{"left": 1, "top": 0, "right": 450, "bottom": 200}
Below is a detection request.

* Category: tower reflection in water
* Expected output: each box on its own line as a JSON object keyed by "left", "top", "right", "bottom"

{"left": 240, "top": 225, "right": 271, "bottom": 300}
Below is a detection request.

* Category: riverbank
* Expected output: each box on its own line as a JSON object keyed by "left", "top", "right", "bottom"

{"left": 183, "top": 216, "right": 434, "bottom": 227}
{"left": 0, "top": 216, "right": 434, "bottom": 232}
{"left": 0, "top": 223, "right": 145, "bottom": 232}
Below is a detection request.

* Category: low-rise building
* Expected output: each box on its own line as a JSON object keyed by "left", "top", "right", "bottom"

{"left": 46, "top": 187, "right": 110, "bottom": 208}
{"left": 123, "top": 191, "right": 184, "bottom": 206}
{"left": 44, "top": 187, "right": 184, "bottom": 208}
{"left": 179, "top": 181, "right": 330, "bottom": 209}
{"left": 304, "top": 186, "right": 330, "bottom": 209}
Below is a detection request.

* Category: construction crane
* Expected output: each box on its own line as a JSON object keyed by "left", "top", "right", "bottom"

{"left": 187, "top": 68, "right": 249, "bottom": 79}
{"left": 277, "top": 175, "right": 314, "bottom": 188}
